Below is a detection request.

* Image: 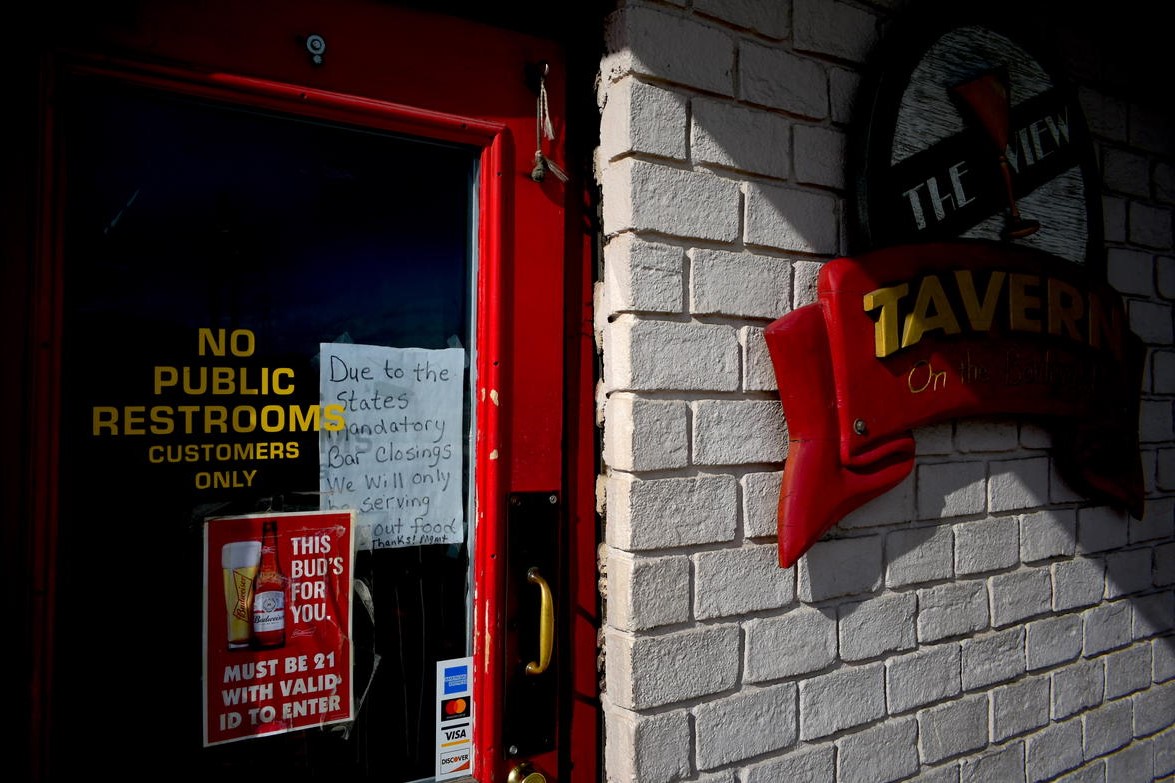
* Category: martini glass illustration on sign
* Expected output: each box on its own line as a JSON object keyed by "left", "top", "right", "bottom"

{"left": 950, "top": 68, "right": 1040, "bottom": 240}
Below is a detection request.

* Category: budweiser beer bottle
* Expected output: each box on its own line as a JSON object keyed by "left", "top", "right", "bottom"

{"left": 251, "top": 520, "right": 286, "bottom": 648}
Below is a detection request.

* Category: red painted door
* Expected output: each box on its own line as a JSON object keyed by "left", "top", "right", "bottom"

{"left": 9, "top": 2, "right": 598, "bottom": 781}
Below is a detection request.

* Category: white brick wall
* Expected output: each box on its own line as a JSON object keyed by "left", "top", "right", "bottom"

{"left": 593, "top": 1, "right": 1175, "bottom": 780}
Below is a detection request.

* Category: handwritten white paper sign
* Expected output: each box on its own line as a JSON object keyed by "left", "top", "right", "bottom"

{"left": 319, "top": 344, "right": 465, "bottom": 549}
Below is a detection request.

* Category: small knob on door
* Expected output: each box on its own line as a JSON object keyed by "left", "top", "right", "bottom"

{"left": 507, "top": 761, "right": 547, "bottom": 783}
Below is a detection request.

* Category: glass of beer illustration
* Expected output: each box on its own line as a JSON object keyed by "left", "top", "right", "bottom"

{"left": 950, "top": 67, "right": 1040, "bottom": 240}
{"left": 221, "top": 540, "right": 262, "bottom": 649}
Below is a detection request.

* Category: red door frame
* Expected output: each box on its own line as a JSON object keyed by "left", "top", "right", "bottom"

{"left": 17, "top": 2, "right": 599, "bottom": 780}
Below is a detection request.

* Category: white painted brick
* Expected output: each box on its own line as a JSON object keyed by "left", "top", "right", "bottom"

{"left": 917, "top": 695, "right": 989, "bottom": 764}
{"left": 1050, "top": 460, "right": 1088, "bottom": 505}
{"left": 605, "top": 316, "right": 739, "bottom": 392}
{"left": 793, "top": 0, "right": 879, "bottom": 63}
{"left": 1020, "top": 421, "right": 1053, "bottom": 450}
{"left": 797, "top": 535, "right": 883, "bottom": 601}
{"left": 1132, "top": 496, "right": 1175, "bottom": 544}
{"left": 1108, "top": 247, "right": 1158, "bottom": 297}
{"left": 1104, "top": 195, "right": 1128, "bottom": 243}
{"left": 1130, "top": 201, "right": 1174, "bottom": 250}
{"left": 886, "top": 643, "right": 961, "bottom": 714}
{"left": 1103, "top": 148, "right": 1153, "bottom": 199}
{"left": 744, "top": 182, "right": 840, "bottom": 255}
{"left": 959, "top": 741, "right": 1024, "bottom": 783}
{"left": 961, "top": 628, "right": 1025, "bottom": 690}
{"left": 1106, "top": 645, "right": 1152, "bottom": 699}
{"left": 602, "top": 6, "right": 734, "bottom": 95}
{"left": 606, "top": 550, "right": 691, "bottom": 631}
{"left": 692, "top": 399, "right": 787, "bottom": 465}
{"left": 1154, "top": 637, "right": 1175, "bottom": 687}
{"left": 1133, "top": 590, "right": 1175, "bottom": 638}
{"left": 1052, "top": 658, "right": 1105, "bottom": 718}
{"left": 743, "top": 744, "right": 834, "bottom": 783}
{"left": 830, "top": 67, "right": 859, "bottom": 125}
{"left": 1158, "top": 542, "right": 1175, "bottom": 586}
{"left": 694, "top": 770, "right": 737, "bottom": 783}
{"left": 1132, "top": 301, "right": 1175, "bottom": 346}
{"left": 1026, "top": 614, "right": 1083, "bottom": 671}
{"left": 955, "top": 419, "right": 1019, "bottom": 452}
{"left": 1062, "top": 757, "right": 1104, "bottom": 775}
{"left": 1083, "top": 601, "right": 1133, "bottom": 655}
{"left": 693, "top": 0, "right": 790, "bottom": 39}
{"left": 694, "top": 543, "right": 794, "bottom": 619}
{"left": 1077, "top": 505, "right": 1130, "bottom": 554}
{"left": 691, "top": 98, "right": 790, "bottom": 178}
{"left": 1159, "top": 729, "right": 1175, "bottom": 779}
{"left": 601, "top": 159, "right": 741, "bottom": 241}
{"left": 599, "top": 77, "right": 688, "bottom": 163}
{"left": 1105, "top": 742, "right": 1155, "bottom": 781}
{"left": 1142, "top": 397, "right": 1175, "bottom": 445}
{"left": 991, "top": 676, "right": 1050, "bottom": 742}
{"left": 839, "top": 470, "right": 915, "bottom": 529}
{"left": 1082, "top": 699, "right": 1134, "bottom": 759}
{"left": 990, "top": 568, "right": 1052, "bottom": 627}
{"left": 1052, "top": 556, "right": 1106, "bottom": 611}
{"left": 740, "top": 326, "right": 778, "bottom": 393}
{"left": 1160, "top": 256, "right": 1175, "bottom": 300}
{"left": 988, "top": 456, "right": 1050, "bottom": 512}
{"left": 689, "top": 248, "right": 791, "bottom": 318}
{"left": 917, "top": 580, "right": 989, "bottom": 642}
{"left": 1133, "top": 680, "right": 1175, "bottom": 737}
{"left": 694, "top": 683, "right": 797, "bottom": 769}
{"left": 745, "top": 605, "right": 837, "bottom": 682}
{"left": 1106, "top": 547, "right": 1155, "bottom": 597}
{"left": 1051, "top": 761, "right": 1104, "bottom": 783}
{"left": 1160, "top": 161, "right": 1175, "bottom": 204}
{"left": 917, "top": 461, "right": 987, "bottom": 519}
{"left": 602, "top": 395, "right": 689, "bottom": 472}
{"left": 594, "top": 284, "right": 607, "bottom": 358}
{"left": 797, "top": 662, "right": 886, "bottom": 740}
{"left": 885, "top": 524, "right": 954, "bottom": 587}
{"left": 1159, "top": 448, "right": 1175, "bottom": 491}
{"left": 603, "top": 705, "right": 691, "bottom": 783}
{"left": 793, "top": 124, "right": 845, "bottom": 189}
{"left": 739, "top": 40, "right": 827, "bottom": 118}
{"left": 1021, "top": 508, "right": 1078, "bottom": 563}
{"left": 1079, "top": 87, "right": 1128, "bottom": 141}
{"left": 836, "top": 717, "right": 919, "bottom": 783}
{"left": 606, "top": 473, "right": 738, "bottom": 550}
{"left": 605, "top": 625, "right": 740, "bottom": 709}
{"left": 602, "top": 234, "right": 685, "bottom": 315}
{"left": 914, "top": 765, "right": 960, "bottom": 783}
{"left": 956, "top": 516, "right": 1020, "bottom": 576}
{"left": 1142, "top": 447, "right": 1158, "bottom": 497}
{"left": 915, "top": 423, "right": 955, "bottom": 455}
{"left": 838, "top": 592, "right": 916, "bottom": 661}
{"left": 793, "top": 260, "right": 822, "bottom": 307}
{"left": 742, "top": 470, "right": 782, "bottom": 539}
{"left": 1025, "top": 719, "right": 1084, "bottom": 782}
{"left": 1132, "top": 103, "right": 1175, "bottom": 154}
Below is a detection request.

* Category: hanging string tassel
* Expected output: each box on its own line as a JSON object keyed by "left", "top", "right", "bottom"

{"left": 531, "top": 62, "right": 568, "bottom": 183}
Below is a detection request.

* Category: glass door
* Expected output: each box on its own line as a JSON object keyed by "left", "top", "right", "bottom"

{"left": 53, "top": 69, "right": 478, "bottom": 780}
{"left": 19, "top": 4, "right": 596, "bottom": 781}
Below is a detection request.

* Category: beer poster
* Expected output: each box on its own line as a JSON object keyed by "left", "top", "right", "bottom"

{"left": 203, "top": 509, "right": 356, "bottom": 746}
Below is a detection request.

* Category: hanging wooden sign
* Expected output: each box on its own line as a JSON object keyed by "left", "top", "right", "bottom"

{"left": 768, "top": 12, "right": 1143, "bottom": 567}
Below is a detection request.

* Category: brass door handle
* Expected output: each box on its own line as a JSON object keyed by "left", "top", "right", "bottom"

{"left": 508, "top": 761, "right": 547, "bottom": 783}
{"left": 524, "top": 567, "right": 554, "bottom": 675}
